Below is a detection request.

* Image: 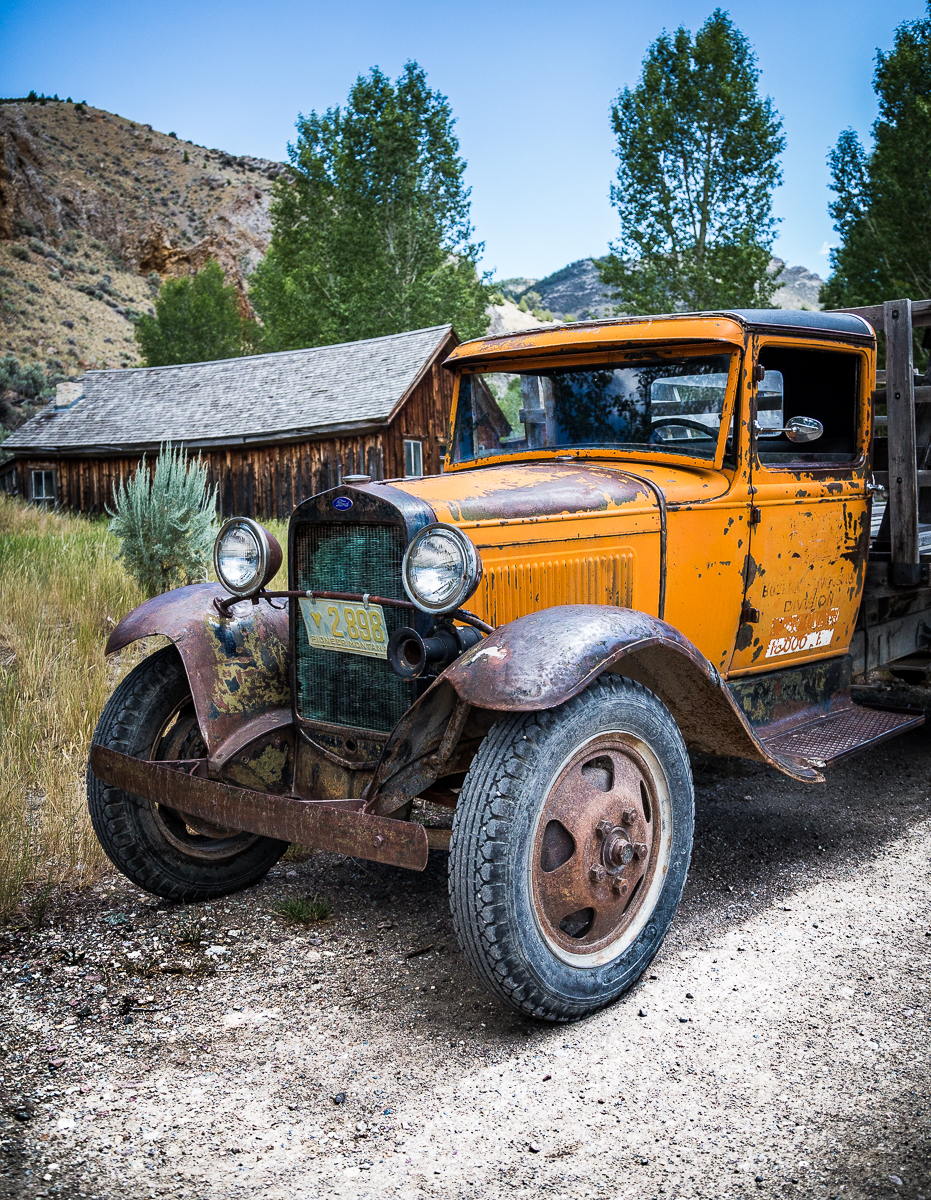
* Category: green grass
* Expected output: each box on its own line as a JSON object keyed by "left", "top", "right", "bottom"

{"left": 0, "top": 495, "right": 148, "bottom": 919}
{"left": 0, "top": 497, "right": 293, "bottom": 921}
{"left": 272, "top": 894, "right": 332, "bottom": 924}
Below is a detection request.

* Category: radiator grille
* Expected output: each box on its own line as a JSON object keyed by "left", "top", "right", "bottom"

{"left": 293, "top": 522, "right": 415, "bottom": 733}
{"left": 474, "top": 552, "right": 634, "bottom": 627}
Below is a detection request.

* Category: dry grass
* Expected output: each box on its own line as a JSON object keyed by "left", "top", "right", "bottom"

{"left": 0, "top": 499, "right": 293, "bottom": 921}
{"left": 0, "top": 494, "right": 146, "bottom": 919}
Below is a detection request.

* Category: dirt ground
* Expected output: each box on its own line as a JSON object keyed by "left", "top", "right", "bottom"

{"left": 2, "top": 710, "right": 931, "bottom": 1200}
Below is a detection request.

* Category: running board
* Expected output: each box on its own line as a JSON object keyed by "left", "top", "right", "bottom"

{"left": 761, "top": 699, "right": 923, "bottom": 769}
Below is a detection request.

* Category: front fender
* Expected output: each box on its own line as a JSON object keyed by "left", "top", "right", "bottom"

{"left": 442, "top": 605, "right": 820, "bottom": 780}
{"left": 365, "top": 605, "right": 821, "bottom": 813}
{"left": 106, "top": 583, "right": 291, "bottom": 763}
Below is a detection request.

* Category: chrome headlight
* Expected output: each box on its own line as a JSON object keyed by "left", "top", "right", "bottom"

{"left": 214, "top": 518, "right": 282, "bottom": 598}
{"left": 402, "top": 523, "right": 482, "bottom": 615}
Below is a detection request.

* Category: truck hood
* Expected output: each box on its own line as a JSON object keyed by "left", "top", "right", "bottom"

{"left": 393, "top": 458, "right": 730, "bottom": 526}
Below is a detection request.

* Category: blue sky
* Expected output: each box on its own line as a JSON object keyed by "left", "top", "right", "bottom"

{"left": 1, "top": 0, "right": 923, "bottom": 282}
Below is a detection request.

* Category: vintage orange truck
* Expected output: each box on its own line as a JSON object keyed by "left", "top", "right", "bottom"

{"left": 88, "top": 302, "right": 931, "bottom": 1021}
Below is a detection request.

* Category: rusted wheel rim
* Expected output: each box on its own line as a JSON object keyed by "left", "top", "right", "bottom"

{"left": 529, "top": 733, "right": 669, "bottom": 966}
{"left": 149, "top": 699, "right": 259, "bottom": 862}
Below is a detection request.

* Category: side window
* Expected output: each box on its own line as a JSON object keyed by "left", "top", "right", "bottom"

{"left": 32, "top": 469, "right": 55, "bottom": 503}
{"left": 404, "top": 439, "right": 423, "bottom": 478}
{"left": 756, "top": 346, "right": 860, "bottom": 466}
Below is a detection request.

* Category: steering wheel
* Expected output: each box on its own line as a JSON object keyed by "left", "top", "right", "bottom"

{"left": 649, "top": 418, "right": 716, "bottom": 444}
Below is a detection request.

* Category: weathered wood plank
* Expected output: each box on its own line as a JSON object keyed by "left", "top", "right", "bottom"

{"left": 872, "top": 471, "right": 931, "bottom": 487}
{"left": 873, "top": 386, "right": 931, "bottom": 406}
{"left": 885, "top": 298, "right": 920, "bottom": 567}
{"left": 831, "top": 298, "right": 931, "bottom": 332}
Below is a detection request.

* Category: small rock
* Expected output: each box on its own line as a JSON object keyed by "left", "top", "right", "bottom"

{"left": 638, "top": 1007, "right": 648, "bottom": 1017}
{"left": 889, "top": 1177, "right": 904, "bottom": 1188}
{"left": 542, "top": 1074, "right": 551, "bottom": 1082}
{"left": 528, "top": 1142, "right": 541, "bottom": 1153}
{"left": 685, "top": 992, "right": 694, "bottom": 999}
{"left": 48, "top": 1058, "right": 65, "bottom": 1069}
{"left": 333, "top": 1092, "right": 346, "bottom": 1105}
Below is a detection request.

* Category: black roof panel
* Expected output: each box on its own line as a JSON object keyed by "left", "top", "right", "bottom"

{"left": 724, "top": 309, "right": 874, "bottom": 338}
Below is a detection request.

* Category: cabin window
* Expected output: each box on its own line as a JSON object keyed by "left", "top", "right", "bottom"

{"left": 31, "top": 469, "right": 56, "bottom": 503}
{"left": 404, "top": 439, "right": 423, "bottom": 478}
{"left": 756, "top": 346, "right": 861, "bottom": 466}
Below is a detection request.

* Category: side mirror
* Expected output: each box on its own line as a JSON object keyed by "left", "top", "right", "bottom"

{"left": 784, "top": 416, "right": 824, "bottom": 443}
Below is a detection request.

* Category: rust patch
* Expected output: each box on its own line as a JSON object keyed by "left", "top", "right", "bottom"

{"left": 106, "top": 583, "right": 291, "bottom": 757}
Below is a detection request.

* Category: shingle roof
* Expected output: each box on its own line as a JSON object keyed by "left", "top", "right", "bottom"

{"left": 5, "top": 325, "right": 454, "bottom": 454}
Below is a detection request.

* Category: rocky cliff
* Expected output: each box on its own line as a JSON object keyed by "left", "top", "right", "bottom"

{"left": 0, "top": 98, "right": 284, "bottom": 375}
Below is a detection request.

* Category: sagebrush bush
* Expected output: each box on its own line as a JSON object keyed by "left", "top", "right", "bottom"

{"left": 108, "top": 444, "right": 218, "bottom": 597}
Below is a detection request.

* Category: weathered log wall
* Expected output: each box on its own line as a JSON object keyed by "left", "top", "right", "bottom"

{"left": 2, "top": 334, "right": 458, "bottom": 520}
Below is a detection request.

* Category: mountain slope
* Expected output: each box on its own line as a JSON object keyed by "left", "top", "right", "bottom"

{"left": 497, "top": 256, "right": 826, "bottom": 322}
{"left": 0, "top": 98, "right": 284, "bottom": 375}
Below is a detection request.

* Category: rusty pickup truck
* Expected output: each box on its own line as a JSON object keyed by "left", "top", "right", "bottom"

{"left": 89, "top": 302, "right": 931, "bottom": 1021}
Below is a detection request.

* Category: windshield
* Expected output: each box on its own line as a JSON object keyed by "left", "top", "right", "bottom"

{"left": 451, "top": 352, "right": 736, "bottom": 465}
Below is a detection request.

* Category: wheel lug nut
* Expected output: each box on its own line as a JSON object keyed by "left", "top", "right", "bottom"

{"left": 633, "top": 842, "right": 648, "bottom": 860}
{"left": 608, "top": 841, "right": 633, "bottom": 867}
{"left": 595, "top": 821, "right": 612, "bottom": 839}
{"left": 622, "top": 808, "right": 637, "bottom": 826}
{"left": 589, "top": 864, "right": 606, "bottom": 883}
{"left": 611, "top": 877, "right": 628, "bottom": 895}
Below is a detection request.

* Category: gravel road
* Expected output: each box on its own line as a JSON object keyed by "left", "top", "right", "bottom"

{"left": 2, "top": 710, "right": 930, "bottom": 1200}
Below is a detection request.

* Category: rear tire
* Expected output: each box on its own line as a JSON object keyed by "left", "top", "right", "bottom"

{"left": 448, "top": 674, "right": 693, "bottom": 1021}
{"left": 87, "top": 645, "right": 287, "bottom": 901}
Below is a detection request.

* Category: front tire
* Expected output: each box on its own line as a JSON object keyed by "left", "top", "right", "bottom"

{"left": 87, "top": 645, "right": 287, "bottom": 901}
{"left": 448, "top": 674, "right": 693, "bottom": 1021}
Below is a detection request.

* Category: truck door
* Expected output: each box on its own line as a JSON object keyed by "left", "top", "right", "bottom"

{"left": 728, "top": 337, "right": 872, "bottom": 675}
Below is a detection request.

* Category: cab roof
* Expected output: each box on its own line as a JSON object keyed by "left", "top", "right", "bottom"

{"left": 444, "top": 308, "right": 874, "bottom": 370}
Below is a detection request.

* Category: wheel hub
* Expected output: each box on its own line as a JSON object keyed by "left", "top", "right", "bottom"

{"left": 530, "top": 736, "right": 663, "bottom": 960}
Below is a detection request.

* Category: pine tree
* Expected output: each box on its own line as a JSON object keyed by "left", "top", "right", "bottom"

{"left": 598, "top": 10, "right": 784, "bottom": 314}
{"left": 249, "top": 62, "right": 491, "bottom": 349}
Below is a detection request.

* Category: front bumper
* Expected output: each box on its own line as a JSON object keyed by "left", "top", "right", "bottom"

{"left": 89, "top": 746, "right": 445, "bottom": 871}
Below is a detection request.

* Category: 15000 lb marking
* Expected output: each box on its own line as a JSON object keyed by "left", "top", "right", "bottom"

{"left": 765, "top": 609, "right": 840, "bottom": 659}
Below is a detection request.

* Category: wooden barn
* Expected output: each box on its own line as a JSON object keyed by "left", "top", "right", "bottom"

{"left": 0, "top": 324, "right": 459, "bottom": 519}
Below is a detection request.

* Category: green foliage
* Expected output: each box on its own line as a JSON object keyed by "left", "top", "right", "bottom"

{"left": 0, "top": 355, "right": 51, "bottom": 403}
{"left": 272, "top": 894, "right": 332, "bottom": 924}
{"left": 10, "top": 245, "right": 30, "bottom": 262}
{"left": 821, "top": 4, "right": 931, "bottom": 310}
{"left": 108, "top": 445, "right": 218, "bottom": 598}
{"left": 598, "top": 9, "right": 784, "bottom": 314}
{"left": 134, "top": 259, "right": 256, "bottom": 367}
{"left": 250, "top": 61, "right": 492, "bottom": 350}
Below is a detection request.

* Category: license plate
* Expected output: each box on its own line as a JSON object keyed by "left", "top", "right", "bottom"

{"left": 298, "top": 597, "right": 389, "bottom": 659}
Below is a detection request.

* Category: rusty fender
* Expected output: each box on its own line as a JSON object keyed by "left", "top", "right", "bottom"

{"left": 366, "top": 605, "right": 820, "bottom": 813}
{"left": 88, "top": 745, "right": 448, "bottom": 870}
{"left": 106, "top": 583, "right": 291, "bottom": 769}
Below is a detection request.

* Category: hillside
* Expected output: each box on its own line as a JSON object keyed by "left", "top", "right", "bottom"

{"left": 0, "top": 97, "right": 284, "bottom": 381}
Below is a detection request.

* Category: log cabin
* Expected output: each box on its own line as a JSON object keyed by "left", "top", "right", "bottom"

{"left": 0, "top": 324, "right": 458, "bottom": 519}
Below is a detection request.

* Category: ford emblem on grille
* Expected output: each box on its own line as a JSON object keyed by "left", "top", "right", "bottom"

{"left": 333, "top": 496, "right": 353, "bottom": 510}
